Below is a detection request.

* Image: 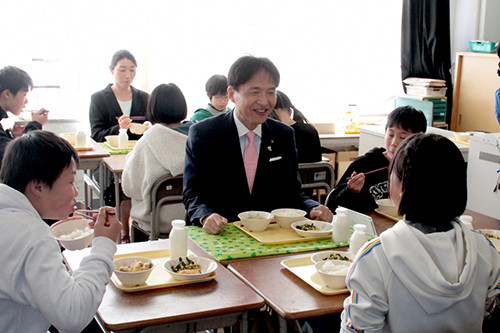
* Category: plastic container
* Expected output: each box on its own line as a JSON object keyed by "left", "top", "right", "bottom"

{"left": 469, "top": 40, "right": 497, "bottom": 53}
{"left": 332, "top": 207, "right": 350, "bottom": 244}
{"left": 460, "top": 215, "right": 473, "bottom": 230}
{"left": 348, "top": 224, "right": 368, "bottom": 255}
{"left": 118, "top": 128, "right": 129, "bottom": 149}
{"left": 169, "top": 220, "right": 188, "bottom": 259}
{"left": 75, "top": 129, "right": 86, "bottom": 148}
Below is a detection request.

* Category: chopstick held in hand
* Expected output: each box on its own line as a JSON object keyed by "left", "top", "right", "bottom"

{"left": 347, "top": 166, "right": 388, "bottom": 181}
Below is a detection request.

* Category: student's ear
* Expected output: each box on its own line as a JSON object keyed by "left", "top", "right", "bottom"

{"left": 206, "top": 92, "right": 210, "bottom": 99}
{"left": 0, "top": 89, "right": 11, "bottom": 100}
{"left": 228, "top": 86, "right": 236, "bottom": 103}
{"left": 109, "top": 66, "right": 114, "bottom": 75}
{"left": 27, "top": 180, "right": 45, "bottom": 198}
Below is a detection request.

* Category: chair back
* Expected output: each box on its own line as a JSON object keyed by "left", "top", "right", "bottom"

{"left": 298, "top": 161, "right": 335, "bottom": 204}
{"left": 150, "top": 174, "right": 184, "bottom": 240}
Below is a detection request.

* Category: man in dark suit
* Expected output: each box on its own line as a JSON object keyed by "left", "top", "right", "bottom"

{"left": 183, "top": 55, "right": 333, "bottom": 234}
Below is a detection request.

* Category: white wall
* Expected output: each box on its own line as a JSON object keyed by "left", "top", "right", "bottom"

{"left": 0, "top": 0, "right": 404, "bottom": 126}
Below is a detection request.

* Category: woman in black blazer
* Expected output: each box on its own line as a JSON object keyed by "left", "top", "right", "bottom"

{"left": 89, "top": 50, "right": 149, "bottom": 142}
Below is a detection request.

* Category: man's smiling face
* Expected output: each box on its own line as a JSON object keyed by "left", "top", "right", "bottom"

{"left": 229, "top": 69, "right": 277, "bottom": 130}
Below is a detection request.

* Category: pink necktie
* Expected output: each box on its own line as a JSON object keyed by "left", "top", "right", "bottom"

{"left": 244, "top": 132, "right": 258, "bottom": 193}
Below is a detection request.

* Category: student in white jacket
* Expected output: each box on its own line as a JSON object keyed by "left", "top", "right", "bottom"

{"left": 341, "top": 133, "right": 500, "bottom": 333}
{"left": 122, "top": 83, "right": 190, "bottom": 238}
{"left": 0, "top": 131, "right": 122, "bottom": 333}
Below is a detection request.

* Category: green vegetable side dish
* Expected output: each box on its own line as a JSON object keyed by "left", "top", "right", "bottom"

{"left": 483, "top": 232, "right": 500, "bottom": 240}
{"left": 296, "top": 223, "right": 317, "bottom": 231}
{"left": 323, "top": 253, "right": 352, "bottom": 262}
{"left": 170, "top": 257, "right": 201, "bottom": 273}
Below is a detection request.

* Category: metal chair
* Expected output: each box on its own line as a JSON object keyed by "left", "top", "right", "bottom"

{"left": 130, "top": 174, "right": 184, "bottom": 241}
{"left": 298, "top": 161, "right": 335, "bottom": 204}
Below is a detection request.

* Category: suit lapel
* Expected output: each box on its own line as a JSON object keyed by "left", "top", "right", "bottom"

{"left": 104, "top": 85, "right": 123, "bottom": 118}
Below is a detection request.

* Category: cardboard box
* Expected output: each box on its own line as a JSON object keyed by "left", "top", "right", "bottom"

{"left": 322, "top": 152, "right": 336, "bottom": 169}
{"left": 313, "top": 123, "right": 336, "bottom": 134}
{"left": 334, "top": 148, "right": 359, "bottom": 185}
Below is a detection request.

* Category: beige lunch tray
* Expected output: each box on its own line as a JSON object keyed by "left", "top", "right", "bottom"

{"left": 477, "top": 229, "right": 500, "bottom": 253}
{"left": 449, "top": 137, "right": 470, "bottom": 146}
{"left": 374, "top": 208, "right": 402, "bottom": 222}
{"left": 233, "top": 220, "right": 331, "bottom": 245}
{"left": 104, "top": 140, "right": 138, "bottom": 151}
{"left": 280, "top": 256, "right": 349, "bottom": 296}
{"left": 111, "top": 249, "right": 217, "bottom": 292}
{"left": 73, "top": 144, "right": 94, "bottom": 151}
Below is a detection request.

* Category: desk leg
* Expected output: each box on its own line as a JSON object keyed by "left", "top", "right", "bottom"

{"left": 113, "top": 172, "right": 121, "bottom": 222}
{"left": 241, "top": 311, "right": 249, "bottom": 333}
{"left": 83, "top": 170, "right": 102, "bottom": 210}
{"left": 279, "top": 316, "right": 288, "bottom": 333}
{"left": 99, "top": 162, "right": 105, "bottom": 207}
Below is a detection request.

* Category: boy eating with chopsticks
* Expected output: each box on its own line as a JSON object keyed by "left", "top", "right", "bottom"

{"left": 327, "top": 105, "right": 427, "bottom": 213}
{"left": 0, "top": 130, "right": 122, "bottom": 332}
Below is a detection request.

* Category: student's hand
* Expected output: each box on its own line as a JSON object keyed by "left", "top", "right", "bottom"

{"left": 31, "top": 108, "right": 49, "bottom": 126}
{"left": 310, "top": 205, "right": 334, "bottom": 222}
{"left": 144, "top": 121, "right": 152, "bottom": 130}
{"left": 202, "top": 213, "right": 228, "bottom": 235}
{"left": 92, "top": 207, "right": 122, "bottom": 242}
{"left": 118, "top": 115, "right": 132, "bottom": 130}
{"left": 10, "top": 124, "right": 25, "bottom": 138}
{"left": 347, "top": 171, "right": 365, "bottom": 194}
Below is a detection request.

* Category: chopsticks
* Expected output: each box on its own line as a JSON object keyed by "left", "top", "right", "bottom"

{"left": 74, "top": 210, "right": 99, "bottom": 219}
{"left": 347, "top": 166, "right": 388, "bottom": 181}
{"left": 115, "top": 116, "right": 146, "bottom": 121}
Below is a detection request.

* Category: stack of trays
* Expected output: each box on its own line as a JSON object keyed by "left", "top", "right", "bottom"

{"left": 403, "top": 77, "right": 447, "bottom": 98}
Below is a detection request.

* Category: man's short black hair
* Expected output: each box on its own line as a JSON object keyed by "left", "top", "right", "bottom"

{"left": 228, "top": 55, "right": 280, "bottom": 91}
{"left": 386, "top": 105, "right": 427, "bottom": 134}
{"left": 205, "top": 75, "right": 228, "bottom": 98}
{"left": 147, "top": 83, "right": 187, "bottom": 125}
{"left": 389, "top": 133, "right": 467, "bottom": 226}
{"left": 0, "top": 66, "right": 33, "bottom": 96}
{"left": 0, "top": 131, "right": 79, "bottom": 193}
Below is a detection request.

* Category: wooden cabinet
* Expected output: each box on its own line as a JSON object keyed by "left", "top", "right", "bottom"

{"left": 451, "top": 52, "right": 500, "bottom": 133}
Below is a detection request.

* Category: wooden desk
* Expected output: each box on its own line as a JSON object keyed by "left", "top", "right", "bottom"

{"left": 227, "top": 210, "right": 500, "bottom": 333}
{"left": 63, "top": 239, "right": 264, "bottom": 332}
{"left": 77, "top": 138, "right": 111, "bottom": 209}
{"left": 103, "top": 154, "right": 128, "bottom": 220}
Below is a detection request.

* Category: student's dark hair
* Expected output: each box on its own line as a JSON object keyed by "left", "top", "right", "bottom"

{"left": 147, "top": 83, "right": 187, "bottom": 125}
{"left": 386, "top": 105, "right": 427, "bottom": 134}
{"left": 205, "top": 74, "right": 228, "bottom": 98}
{"left": 0, "top": 66, "right": 33, "bottom": 96}
{"left": 0, "top": 130, "right": 79, "bottom": 193}
{"left": 110, "top": 50, "right": 137, "bottom": 69}
{"left": 389, "top": 133, "right": 467, "bottom": 226}
{"left": 228, "top": 55, "right": 280, "bottom": 91}
{"left": 269, "top": 90, "right": 311, "bottom": 124}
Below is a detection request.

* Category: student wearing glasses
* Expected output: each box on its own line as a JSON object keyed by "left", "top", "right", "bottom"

{"left": 190, "top": 74, "right": 231, "bottom": 122}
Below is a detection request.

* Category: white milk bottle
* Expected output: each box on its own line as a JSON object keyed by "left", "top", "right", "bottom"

{"left": 75, "top": 128, "right": 86, "bottom": 148}
{"left": 460, "top": 215, "right": 473, "bottom": 230}
{"left": 169, "top": 220, "right": 188, "bottom": 259}
{"left": 118, "top": 128, "right": 128, "bottom": 149}
{"left": 332, "top": 207, "right": 350, "bottom": 244}
{"left": 349, "top": 224, "right": 368, "bottom": 255}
